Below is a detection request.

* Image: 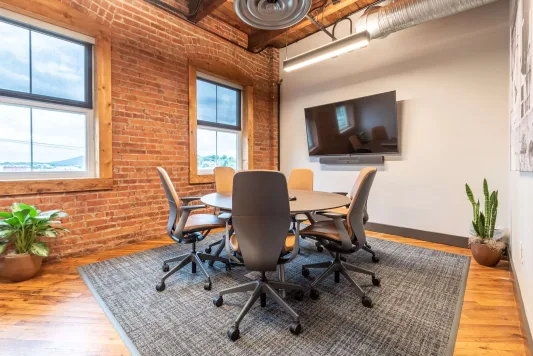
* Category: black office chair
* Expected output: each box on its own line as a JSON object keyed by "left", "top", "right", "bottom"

{"left": 301, "top": 167, "right": 381, "bottom": 307}
{"left": 155, "top": 167, "right": 230, "bottom": 291}
{"left": 212, "top": 170, "right": 306, "bottom": 341}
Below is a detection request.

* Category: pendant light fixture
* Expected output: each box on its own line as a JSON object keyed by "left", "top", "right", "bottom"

{"left": 234, "top": 0, "right": 312, "bottom": 30}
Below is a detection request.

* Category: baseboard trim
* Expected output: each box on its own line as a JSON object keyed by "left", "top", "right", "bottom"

{"left": 365, "top": 222, "right": 469, "bottom": 248}
{"left": 509, "top": 252, "right": 533, "bottom": 355}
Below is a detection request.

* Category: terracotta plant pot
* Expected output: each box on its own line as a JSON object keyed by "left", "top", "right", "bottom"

{"left": 2, "top": 253, "right": 42, "bottom": 282}
{"left": 470, "top": 243, "right": 502, "bottom": 267}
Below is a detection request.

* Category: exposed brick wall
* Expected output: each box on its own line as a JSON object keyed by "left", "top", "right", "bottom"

{"left": 0, "top": 0, "right": 279, "bottom": 260}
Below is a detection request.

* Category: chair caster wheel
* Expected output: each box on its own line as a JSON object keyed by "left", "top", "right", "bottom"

{"left": 225, "top": 264, "right": 231, "bottom": 272}
{"left": 227, "top": 326, "right": 240, "bottom": 341}
{"left": 362, "top": 296, "right": 373, "bottom": 308}
{"left": 310, "top": 289, "right": 319, "bottom": 300}
{"left": 205, "top": 247, "right": 212, "bottom": 254}
{"left": 162, "top": 263, "right": 169, "bottom": 272}
{"left": 372, "top": 255, "right": 380, "bottom": 263}
{"left": 315, "top": 243, "right": 324, "bottom": 253}
{"left": 156, "top": 282, "right": 165, "bottom": 292}
{"left": 289, "top": 322, "right": 302, "bottom": 335}
{"left": 204, "top": 282, "right": 212, "bottom": 291}
{"left": 213, "top": 295, "right": 223, "bottom": 307}
{"left": 372, "top": 277, "right": 381, "bottom": 286}
{"left": 302, "top": 268, "right": 310, "bottom": 278}
{"left": 294, "top": 290, "right": 304, "bottom": 301}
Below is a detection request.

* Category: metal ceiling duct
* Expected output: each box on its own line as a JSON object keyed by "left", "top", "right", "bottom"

{"left": 234, "top": 0, "right": 313, "bottom": 30}
{"left": 356, "top": 0, "right": 499, "bottom": 40}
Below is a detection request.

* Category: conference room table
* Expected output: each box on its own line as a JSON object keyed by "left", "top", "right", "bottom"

{"left": 201, "top": 189, "right": 351, "bottom": 297}
{"left": 201, "top": 189, "right": 351, "bottom": 214}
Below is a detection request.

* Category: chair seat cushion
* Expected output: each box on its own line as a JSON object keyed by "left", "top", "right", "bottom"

{"left": 230, "top": 233, "right": 295, "bottom": 254}
{"left": 301, "top": 220, "right": 352, "bottom": 242}
{"left": 321, "top": 206, "right": 348, "bottom": 216}
{"left": 184, "top": 214, "right": 225, "bottom": 232}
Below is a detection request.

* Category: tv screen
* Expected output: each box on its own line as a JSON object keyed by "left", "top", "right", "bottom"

{"left": 304, "top": 91, "right": 398, "bottom": 156}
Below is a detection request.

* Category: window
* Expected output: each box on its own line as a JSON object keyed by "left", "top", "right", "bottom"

{"left": 196, "top": 76, "right": 241, "bottom": 175}
{"left": 0, "top": 11, "right": 96, "bottom": 180}
{"left": 335, "top": 105, "right": 349, "bottom": 132}
{"left": 188, "top": 63, "right": 254, "bottom": 184}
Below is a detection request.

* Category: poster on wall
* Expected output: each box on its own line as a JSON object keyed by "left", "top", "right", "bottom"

{"left": 511, "top": 0, "right": 533, "bottom": 171}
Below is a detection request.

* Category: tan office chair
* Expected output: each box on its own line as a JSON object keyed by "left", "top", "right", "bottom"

{"left": 155, "top": 167, "right": 229, "bottom": 292}
{"left": 319, "top": 190, "right": 379, "bottom": 263}
{"left": 213, "top": 171, "right": 306, "bottom": 341}
{"left": 214, "top": 166, "right": 235, "bottom": 193}
{"left": 287, "top": 168, "right": 314, "bottom": 191}
{"left": 301, "top": 167, "right": 380, "bottom": 307}
{"left": 205, "top": 167, "right": 237, "bottom": 266}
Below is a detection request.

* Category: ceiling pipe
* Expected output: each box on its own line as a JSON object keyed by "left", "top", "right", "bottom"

{"left": 284, "top": 0, "right": 499, "bottom": 71}
{"left": 357, "top": 0, "right": 499, "bottom": 40}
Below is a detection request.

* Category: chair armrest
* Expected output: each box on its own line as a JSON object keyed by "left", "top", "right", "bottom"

{"left": 180, "top": 204, "right": 205, "bottom": 212}
{"left": 316, "top": 211, "right": 346, "bottom": 218}
{"left": 332, "top": 192, "right": 348, "bottom": 196}
{"left": 331, "top": 216, "right": 353, "bottom": 251}
{"left": 218, "top": 212, "right": 232, "bottom": 220}
{"left": 180, "top": 196, "right": 202, "bottom": 205}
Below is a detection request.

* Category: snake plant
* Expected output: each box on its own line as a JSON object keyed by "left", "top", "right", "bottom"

{"left": 0, "top": 203, "right": 69, "bottom": 256}
{"left": 465, "top": 179, "right": 498, "bottom": 239}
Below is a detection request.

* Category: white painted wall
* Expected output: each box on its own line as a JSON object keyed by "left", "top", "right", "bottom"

{"left": 509, "top": 171, "right": 533, "bottom": 333}
{"left": 280, "top": 1, "right": 509, "bottom": 238}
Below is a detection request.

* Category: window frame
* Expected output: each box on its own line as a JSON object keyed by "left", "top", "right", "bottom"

{"left": 0, "top": 2, "right": 112, "bottom": 196}
{"left": 0, "top": 14, "right": 94, "bottom": 109}
{"left": 196, "top": 76, "right": 242, "bottom": 132}
{"left": 0, "top": 96, "right": 96, "bottom": 180}
{"left": 189, "top": 62, "right": 254, "bottom": 184}
{"left": 196, "top": 126, "right": 242, "bottom": 176}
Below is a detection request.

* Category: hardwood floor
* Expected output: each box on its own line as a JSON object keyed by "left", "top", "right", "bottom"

{"left": 0, "top": 232, "right": 530, "bottom": 356}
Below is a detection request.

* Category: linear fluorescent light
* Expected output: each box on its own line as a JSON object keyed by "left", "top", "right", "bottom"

{"left": 283, "top": 31, "right": 370, "bottom": 72}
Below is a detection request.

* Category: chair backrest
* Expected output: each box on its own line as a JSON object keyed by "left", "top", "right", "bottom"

{"left": 156, "top": 167, "right": 181, "bottom": 235}
{"left": 346, "top": 167, "right": 377, "bottom": 247}
{"left": 288, "top": 168, "right": 314, "bottom": 191}
{"left": 231, "top": 171, "right": 291, "bottom": 272}
{"left": 214, "top": 166, "right": 235, "bottom": 193}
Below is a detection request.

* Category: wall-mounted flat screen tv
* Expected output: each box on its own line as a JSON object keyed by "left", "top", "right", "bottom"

{"left": 304, "top": 91, "right": 398, "bottom": 156}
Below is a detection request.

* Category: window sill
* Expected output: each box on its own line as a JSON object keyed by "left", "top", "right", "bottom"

{"left": 0, "top": 177, "right": 113, "bottom": 196}
{"left": 190, "top": 174, "right": 215, "bottom": 185}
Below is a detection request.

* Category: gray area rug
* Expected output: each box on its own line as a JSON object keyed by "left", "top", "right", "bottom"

{"left": 78, "top": 233, "right": 469, "bottom": 356}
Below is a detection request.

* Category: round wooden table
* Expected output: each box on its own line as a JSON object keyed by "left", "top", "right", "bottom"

{"left": 201, "top": 189, "right": 350, "bottom": 213}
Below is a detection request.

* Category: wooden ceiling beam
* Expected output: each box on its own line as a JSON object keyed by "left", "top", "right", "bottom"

{"left": 247, "top": 0, "right": 370, "bottom": 50}
{"left": 189, "top": 0, "right": 228, "bottom": 23}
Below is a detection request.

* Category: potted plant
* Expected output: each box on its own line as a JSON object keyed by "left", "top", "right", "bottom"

{"left": 0, "top": 203, "right": 69, "bottom": 282}
{"left": 465, "top": 179, "right": 505, "bottom": 267}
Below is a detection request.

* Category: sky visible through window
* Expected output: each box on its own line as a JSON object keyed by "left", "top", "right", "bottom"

{"left": 196, "top": 78, "right": 240, "bottom": 172}
{"left": 0, "top": 103, "right": 86, "bottom": 173}
{"left": 0, "top": 18, "right": 90, "bottom": 174}
{"left": 0, "top": 19, "right": 86, "bottom": 102}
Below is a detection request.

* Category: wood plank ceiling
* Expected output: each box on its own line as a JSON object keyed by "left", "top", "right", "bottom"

{"left": 188, "top": 0, "right": 383, "bottom": 51}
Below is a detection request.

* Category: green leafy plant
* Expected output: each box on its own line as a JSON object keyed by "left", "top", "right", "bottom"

{"left": 0, "top": 203, "right": 69, "bottom": 257}
{"left": 465, "top": 179, "right": 498, "bottom": 239}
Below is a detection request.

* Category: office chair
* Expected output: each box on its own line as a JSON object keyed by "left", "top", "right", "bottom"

{"left": 155, "top": 167, "right": 229, "bottom": 292}
{"left": 204, "top": 167, "right": 235, "bottom": 266}
{"left": 319, "top": 193, "right": 379, "bottom": 263}
{"left": 212, "top": 171, "right": 306, "bottom": 341}
{"left": 301, "top": 167, "right": 380, "bottom": 308}
{"left": 287, "top": 168, "right": 314, "bottom": 191}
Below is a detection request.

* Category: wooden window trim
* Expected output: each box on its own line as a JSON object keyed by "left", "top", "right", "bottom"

{"left": 0, "top": 0, "right": 112, "bottom": 196}
{"left": 189, "top": 62, "right": 254, "bottom": 184}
